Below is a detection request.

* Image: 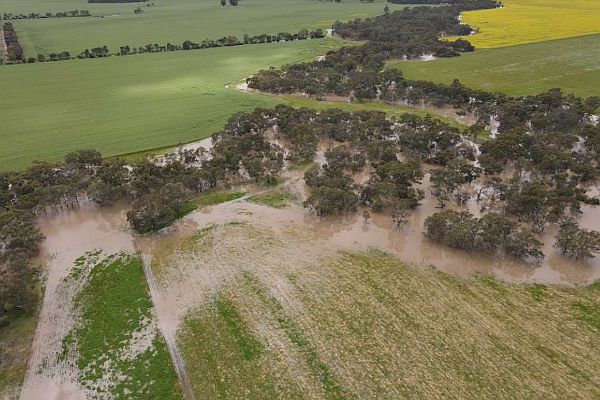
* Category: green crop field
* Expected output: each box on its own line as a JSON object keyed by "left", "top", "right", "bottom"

{"left": 4, "top": 0, "right": 405, "bottom": 56}
{"left": 0, "top": 39, "right": 345, "bottom": 170}
{"left": 388, "top": 34, "right": 600, "bottom": 100}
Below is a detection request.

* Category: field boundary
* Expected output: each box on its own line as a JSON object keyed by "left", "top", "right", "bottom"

{"left": 142, "top": 255, "right": 196, "bottom": 400}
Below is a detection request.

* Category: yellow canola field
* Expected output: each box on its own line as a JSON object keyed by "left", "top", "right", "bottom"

{"left": 458, "top": 0, "right": 600, "bottom": 48}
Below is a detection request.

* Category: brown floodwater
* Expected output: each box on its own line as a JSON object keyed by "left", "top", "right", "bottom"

{"left": 31, "top": 181, "right": 599, "bottom": 288}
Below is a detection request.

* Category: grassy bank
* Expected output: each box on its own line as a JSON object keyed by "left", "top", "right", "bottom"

{"left": 0, "top": 314, "right": 37, "bottom": 399}
{"left": 282, "top": 96, "right": 468, "bottom": 130}
{"left": 388, "top": 34, "right": 600, "bottom": 100}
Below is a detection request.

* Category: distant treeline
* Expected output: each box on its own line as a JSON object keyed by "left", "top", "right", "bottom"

{"left": 387, "top": 0, "right": 502, "bottom": 10}
{"left": 1, "top": 10, "right": 91, "bottom": 20}
{"left": 5, "top": 28, "right": 326, "bottom": 64}
{"left": 89, "top": 0, "right": 147, "bottom": 3}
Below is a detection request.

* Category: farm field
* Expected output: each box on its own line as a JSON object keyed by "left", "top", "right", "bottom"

{"left": 388, "top": 34, "right": 600, "bottom": 100}
{"left": 0, "top": 39, "right": 343, "bottom": 170}
{"left": 152, "top": 217, "right": 600, "bottom": 399}
{"left": 457, "top": 0, "right": 600, "bottom": 48}
{"left": 6, "top": 0, "right": 405, "bottom": 56}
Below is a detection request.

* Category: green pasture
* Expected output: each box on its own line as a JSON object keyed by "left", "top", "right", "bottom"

{"left": 5, "top": 0, "right": 404, "bottom": 56}
{"left": 388, "top": 34, "right": 600, "bottom": 100}
{"left": 0, "top": 39, "right": 343, "bottom": 170}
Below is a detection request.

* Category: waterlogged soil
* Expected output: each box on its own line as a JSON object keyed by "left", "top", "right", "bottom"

{"left": 20, "top": 205, "right": 135, "bottom": 400}
{"left": 19, "top": 169, "right": 600, "bottom": 399}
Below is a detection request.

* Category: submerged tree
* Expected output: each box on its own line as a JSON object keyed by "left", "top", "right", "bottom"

{"left": 555, "top": 221, "right": 600, "bottom": 260}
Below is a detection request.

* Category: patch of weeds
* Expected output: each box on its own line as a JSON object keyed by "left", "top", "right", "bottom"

{"left": 527, "top": 284, "right": 547, "bottom": 301}
{"left": 572, "top": 302, "right": 600, "bottom": 330}
{"left": 479, "top": 276, "right": 507, "bottom": 294}
{"left": 194, "top": 191, "right": 246, "bottom": 207}
{"left": 226, "top": 220, "right": 247, "bottom": 226}
{"left": 242, "top": 272, "right": 350, "bottom": 400}
{"left": 62, "top": 253, "right": 182, "bottom": 399}
{"left": 248, "top": 191, "right": 291, "bottom": 209}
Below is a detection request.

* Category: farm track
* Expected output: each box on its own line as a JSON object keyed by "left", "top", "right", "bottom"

{"left": 142, "top": 256, "right": 196, "bottom": 400}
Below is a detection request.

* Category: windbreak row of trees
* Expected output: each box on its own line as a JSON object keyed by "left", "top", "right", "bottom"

{"left": 1, "top": 10, "right": 91, "bottom": 20}
{"left": 2, "top": 22, "right": 23, "bottom": 62}
{"left": 387, "top": 0, "right": 502, "bottom": 11}
{"left": 5, "top": 28, "right": 326, "bottom": 64}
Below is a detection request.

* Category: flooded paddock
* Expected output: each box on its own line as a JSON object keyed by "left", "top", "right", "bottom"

{"left": 19, "top": 170, "right": 600, "bottom": 399}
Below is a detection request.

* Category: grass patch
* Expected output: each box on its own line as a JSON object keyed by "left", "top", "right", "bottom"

{"left": 572, "top": 302, "right": 600, "bottom": 331}
{"left": 61, "top": 252, "right": 182, "bottom": 399}
{"left": 247, "top": 191, "right": 291, "bottom": 209}
{"left": 194, "top": 191, "right": 246, "bottom": 207}
{"left": 283, "top": 95, "right": 468, "bottom": 130}
{"left": 243, "top": 272, "right": 350, "bottom": 400}
{"left": 388, "top": 34, "right": 600, "bottom": 100}
{"left": 455, "top": 0, "right": 600, "bottom": 48}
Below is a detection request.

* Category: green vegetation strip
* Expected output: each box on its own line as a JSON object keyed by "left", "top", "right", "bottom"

{"left": 61, "top": 252, "right": 182, "bottom": 399}
{"left": 247, "top": 191, "right": 290, "bottom": 209}
{"left": 195, "top": 191, "right": 246, "bottom": 207}
{"left": 283, "top": 95, "right": 468, "bottom": 130}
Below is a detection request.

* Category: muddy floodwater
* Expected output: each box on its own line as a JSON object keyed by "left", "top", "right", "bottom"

{"left": 19, "top": 174, "right": 600, "bottom": 399}
{"left": 32, "top": 182, "right": 600, "bottom": 289}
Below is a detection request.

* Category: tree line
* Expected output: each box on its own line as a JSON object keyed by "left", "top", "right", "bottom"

{"left": 3, "top": 28, "right": 326, "bottom": 64}
{"left": 2, "top": 22, "right": 23, "bottom": 63}
{"left": 387, "top": 0, "right": 502, "bottom": 11}
{"left": 1, "top": 10, "right": 91, "bottom": 20}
